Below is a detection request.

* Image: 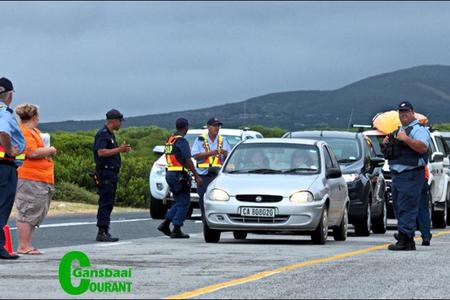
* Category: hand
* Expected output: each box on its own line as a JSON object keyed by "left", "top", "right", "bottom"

{"left": 395, "top": 131, "right": 409, "bottom": 142}
{"left": 209, "top": 150, "right": 219, "bottom": 156}
{"left": 195, "top": 175, "right": 203, "bottom": 187}
{"left": 48, "top": 146, "right": 57, "bottom": 156}
{"left": 382, "top": 136, "right": 390, "bottom": 145}
{"left": 118, "top": 143, "right": 132, "bottom": 153}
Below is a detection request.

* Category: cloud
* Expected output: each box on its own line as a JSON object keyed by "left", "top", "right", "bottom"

{"left": 1, "top": 1, "right": 450, "bottom": 122}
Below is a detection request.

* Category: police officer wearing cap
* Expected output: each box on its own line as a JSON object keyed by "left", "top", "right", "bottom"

{"left": 157, "top": 118, "right": 203, "bottom": 238}
{"left": 93, "top": 109, "right": 132, "bottom": 242}
{"left": 191, "top": 117, "right": 231, "bottom": 219}
{"left": 382, "top": 101, "right": 431, "bottom": 251}
{"left": 0, "top": 77, "right": 25, "bottom": 259}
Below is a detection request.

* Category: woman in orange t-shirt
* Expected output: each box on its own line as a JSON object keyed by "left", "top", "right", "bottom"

{"left": 14, "top": 104, "right": 57, "bottom": 255}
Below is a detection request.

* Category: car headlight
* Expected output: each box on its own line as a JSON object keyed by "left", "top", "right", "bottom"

{"left": 154, "top": 163, "right": 166, "bottom": 176}
{"left": 208, "top": 189, "right": 230, "bottom": 201}
{"left": 342, "top": 173, "right": 360, "bottom": 183}
{"left": 289, "top": 191, "right": 314, "bottom": 204}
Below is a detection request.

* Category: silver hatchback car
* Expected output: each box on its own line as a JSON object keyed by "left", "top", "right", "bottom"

{"left": 203, "top": 138, "right": 350, "bottom": 245}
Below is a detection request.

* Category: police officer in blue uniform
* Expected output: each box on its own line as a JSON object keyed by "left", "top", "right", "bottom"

{"left": 157, "top": 118, "right": 203, "bottom": 238}
{"left": 383, "top": 101, "right": 431, "bottom": 251}
{"left": 0, "top": 77, "right": 25, "bottom": 259}
{"left": 93, "top": 109, "right": 132, "bottom": 242}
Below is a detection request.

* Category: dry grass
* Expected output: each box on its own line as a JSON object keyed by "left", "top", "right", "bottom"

{"left": 10, "top": 201, "right": 147, "bottom": 218}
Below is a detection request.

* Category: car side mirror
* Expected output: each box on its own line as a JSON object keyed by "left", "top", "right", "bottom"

{"left": 431, "top": 152, "right": 444, "bottom": 163}
{"left": 153, "top": 145, "right": 165, "bottom": 155}
{"left": 370, "top": 157, "right": 385, "bottom": 168}
{"left": 326, "top": 168, "right": 342, "bottom": 179}
{"left": 208, "top": 167, "right": 221, "bottom": 176}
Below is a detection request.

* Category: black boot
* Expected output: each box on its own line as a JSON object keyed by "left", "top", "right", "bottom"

{"left": 158, "top": 219, "right": 172, "bottom": 237}
{"left": 422, "top": 234, "right": 432, "bottom": 246}
{"left": 388, "top": 232, "right": 414, "bottom": 251}
{"left": 393, "top": 233, "right": 416, "bottom": 250}
{"left": 170, "top": 225, "right": 190, "bottom": 239}
{"left": 96, "top": 228, "right": 119, "bottom": 242}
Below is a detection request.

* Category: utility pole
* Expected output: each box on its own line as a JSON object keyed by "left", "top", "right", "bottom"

{"left": 347, "top": 108, "right": 354, "bottom": 129}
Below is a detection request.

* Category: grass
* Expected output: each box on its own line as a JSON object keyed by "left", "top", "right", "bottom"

{"left": 10, "top": 200, "right": 147, "bottom": 219}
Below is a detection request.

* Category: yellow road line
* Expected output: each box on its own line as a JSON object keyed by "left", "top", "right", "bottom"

{"left": 166, "top": 230, "right": 450, "bottom": 299}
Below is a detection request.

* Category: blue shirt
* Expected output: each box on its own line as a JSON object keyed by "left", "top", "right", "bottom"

{"left": 0, "top": 102, "right": 25, "bottom": 166}
{"left": 93, "top": 126, "right": 121, "bottom": 169}
{"left": 191, "top": 134, "right": 231, "bottom": 175}
{"left": 390, "top": 119, "right": 431, "bottom": 173}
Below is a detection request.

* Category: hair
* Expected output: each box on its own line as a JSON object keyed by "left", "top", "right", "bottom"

{"left": 15, "top": 103, "right": 39, "bottom": 122}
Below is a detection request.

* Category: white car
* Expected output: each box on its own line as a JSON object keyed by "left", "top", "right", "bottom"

{"left": 149, "top": 128, "right": 264, "bottom": 219}
{"left": 364, "top": 129, "right": 449, "bottom": 228}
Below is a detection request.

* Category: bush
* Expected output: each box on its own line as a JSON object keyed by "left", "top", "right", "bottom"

{"left": 53, "top": 182, "right": 98, "bottom": 205}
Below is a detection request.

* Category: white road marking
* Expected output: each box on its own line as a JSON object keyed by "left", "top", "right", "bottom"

{"left": 9, "top": 218, "right": 152, "bottom": 230}
{"left": 95, "top": 241, "right": 132, "bottom": 247}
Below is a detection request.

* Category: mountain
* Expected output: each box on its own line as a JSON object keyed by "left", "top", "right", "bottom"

{"left": 40, "top": 65, "right": 450, "bottom": 132}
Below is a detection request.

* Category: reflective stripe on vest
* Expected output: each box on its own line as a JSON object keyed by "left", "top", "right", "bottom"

{"left": 0, "top": 146, "right": 25, "bottom": 161}
{"left": 197, "top": 134, "right": 224, "bottom": 169}
{"left": 165, "top": 135, "right": 188, "bottom": 172}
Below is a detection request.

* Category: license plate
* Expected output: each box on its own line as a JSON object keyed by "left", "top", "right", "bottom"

{"left": 240, "top": 207, "right": 276, "bottom": 217}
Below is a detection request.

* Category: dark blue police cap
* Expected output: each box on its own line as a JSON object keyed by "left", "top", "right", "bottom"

{"left": 207, "top": 117, "right": 223, "bottom": 126}
{"left": 176, "top": 118, "right": 189, "bottom": 130}
{"left": 106, "top": 109, "right": 124, "bottom": 120}
{"left": 398, "top": 101, "right": 414, "bottom": 112}
{"left": 0, "top": 77, "right": 14, "bottom": 94}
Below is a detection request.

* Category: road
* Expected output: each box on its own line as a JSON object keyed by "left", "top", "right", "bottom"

{"left": 1, "top": 212, "right": 450, "bottom": 299}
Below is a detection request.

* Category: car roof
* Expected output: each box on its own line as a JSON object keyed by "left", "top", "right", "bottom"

{"left": 186, "top": 128, "right": 261, "bottom": 136}
{"left": 286, "top": 130, "right": 359, "bottom": 139}
{"left": 363, "top": 129, "right": 386, "bottom": 136}
{"left": 242, "top": 137, "right": 321, "bottom": 146}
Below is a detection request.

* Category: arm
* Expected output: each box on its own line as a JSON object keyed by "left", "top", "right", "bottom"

{"left": 191, "top": 137, "right": 218, "bottom": 161}
{"left": 98, "top": 144, "right": 132, "bottom": 157}
{"left": 396, "top": 130, "right": 428, "bottom": 154}
{"left": 27, "top": 146, "right": 57, "bottom": 159}
{"left": 0, "top": 132, "right": 19, "bottom": 156}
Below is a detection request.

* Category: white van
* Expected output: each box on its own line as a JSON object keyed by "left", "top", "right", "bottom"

{"left": 148, "top": 128, "right": 263, "bottom": 219}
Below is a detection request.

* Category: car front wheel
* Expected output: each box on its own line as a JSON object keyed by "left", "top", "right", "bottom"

{"left": 204, "top": 222, "right": 221, "bottom": 243}
{"left": 149, "top": 196, "right": 169, "bottom": 219}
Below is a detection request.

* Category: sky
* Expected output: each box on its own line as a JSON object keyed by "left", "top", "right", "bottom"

{"left": 2, "top": 1, "right": 450, "bottom": 122}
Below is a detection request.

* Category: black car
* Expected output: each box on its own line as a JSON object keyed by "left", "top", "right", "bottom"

{"left": 283, "top": 131, "right": 387, "bottom": 236}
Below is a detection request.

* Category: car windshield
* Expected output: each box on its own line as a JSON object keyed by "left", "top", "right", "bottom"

{"left": 442, "top": 137, "right": 450, "bottom": 152}
{"left": 224, "top": 143, "right": 321, "bottom": 175}
{"left": 184, "top": 134, "right": 242, "bottom": 148}
{"left": 366, "top": 135, "right": 386, "bottom": 157}
{"left": 292, "top": 136, "right": 361, "bottom": 163}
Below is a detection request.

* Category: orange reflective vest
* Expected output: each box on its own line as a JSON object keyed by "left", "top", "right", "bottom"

{"left": 165, "top": 135, "right": 188, "bottom": 172}
{"left": 0, "top": 145, "right": 25, "bottom": 161}
{"left": 197, "top": 133, "right": 224, "bottom": 169}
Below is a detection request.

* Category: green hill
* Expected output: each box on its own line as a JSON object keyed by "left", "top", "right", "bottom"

{"left": 40, "top": 65, "right": 450, "bottom": 132}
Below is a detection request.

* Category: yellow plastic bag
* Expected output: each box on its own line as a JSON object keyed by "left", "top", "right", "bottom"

{"left": 372, "top": 110, "right": 428, "bottom": 134}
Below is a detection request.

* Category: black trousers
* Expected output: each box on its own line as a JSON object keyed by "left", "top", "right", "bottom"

{"left": 96, "top": 169, "right": 118, "bottom": 230}
{"left": 0, "top": 164, "right": 18, "bottom": 251}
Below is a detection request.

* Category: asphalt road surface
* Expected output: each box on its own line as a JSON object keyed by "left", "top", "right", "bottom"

{"left": 2, "top": 212, "right": 450, "bottom": 299}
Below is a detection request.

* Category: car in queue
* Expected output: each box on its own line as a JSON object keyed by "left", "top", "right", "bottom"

{"left": 203, "top": 138, "right": 350, "bottom": 245}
